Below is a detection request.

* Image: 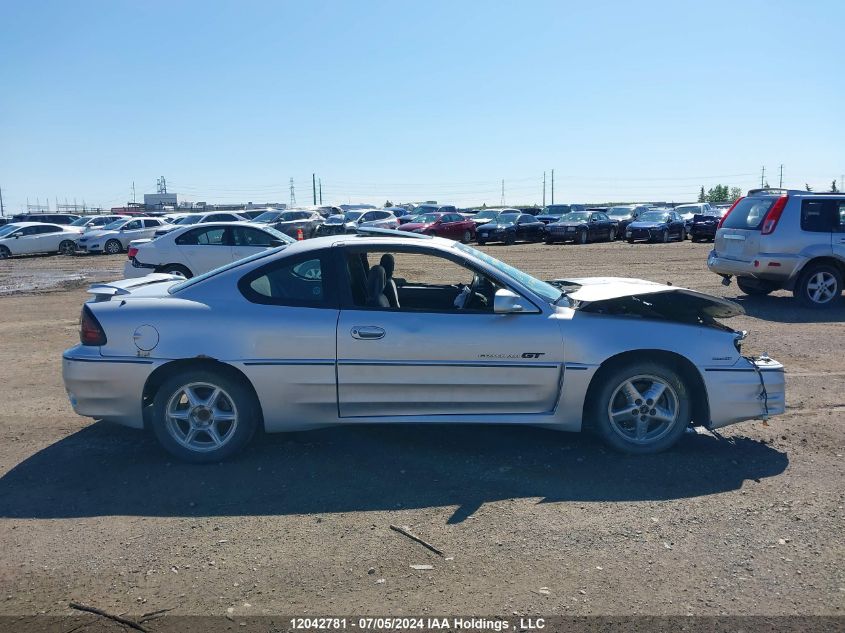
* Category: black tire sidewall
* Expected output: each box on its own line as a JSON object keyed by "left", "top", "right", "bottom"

{"left": 590, "top": 362, "right": 691, "bottom": 454}
{"left": 151, "top": 368, "right": 259, "bottom": 463}
{"left": 160, "top": 264, "right": 192, "bottom": 278}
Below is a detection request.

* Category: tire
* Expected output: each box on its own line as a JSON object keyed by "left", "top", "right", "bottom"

{"left": 691, "top": 236, "right": 700, "bottom": 243}
{"left": 545, "top": 237, "right": 555, "bottom": 245}
{"left": 158, "top": 264, "right": 193, "bottom": 278}
{"left": 461, "top": 230, "right": 472, "bottom": 244}
{"left": 576, "top": 229, "right": 588, "bottom": 245}
{"left": 608, "top": 227, "right": 616, "bottom": 242}
{"left": 504, "top": 232, "right": 516, "bottom": 246}
{"left": 736, "top": 276, "right": 777, "bottom": 296}
{"left": 104, "top": 239, "right": 123, "bottom": 255}
{"left": 477, "top": 239, "right": 486, "bottom": 246}
{"left": 0, "top": 246, "right": 9, "bottom": 259}
{"left": 660, "top": 229, "right": 669, "bottom": 243}
{"left": 627, "top": 238, "right": 635, "bottom": 244}
{"left": 794, "top": 263, "right": 842, "bottom": 309}
{"left": 589, "top": 361, "right": 691, "bottom": 454}
{"left": 679, "top": 227, "right": 686, "bottom": 241}
{"left": 150, "top": 368, "right": 259, "bottom": 463}
{"left": 58, "top": 239, "right": 76, "bottom": 256}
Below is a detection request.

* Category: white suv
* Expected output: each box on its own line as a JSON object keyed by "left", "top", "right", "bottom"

{"left": 707, "top": 188, "right": 845, "bottom": 308}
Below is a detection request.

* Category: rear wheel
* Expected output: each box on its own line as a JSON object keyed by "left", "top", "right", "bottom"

{"left": 461, "top": 230, "right": 472, "bottom": 244}
{"left": 0, "top": 246, "right": 9, "bottom": 259}
{"left": 590, "top": 362, "right": 691, "bottom": 454}
{"left": 736, "top": 276, "right": 778, "bottom": 296}
{"left": 608, "top": 227, "right": 616, "bottom": 241}
{"left": 504, "top": 232, "right": 516, "bottom": 246}
{"left": 679, "top": 227, "right": 686, "bottom": 241}
{"left": 794, "top": 264, "right": 842, "bottom": 308}
{"left": 58, "top": 239, "right": 76, "bottom": 256}
{"left": 576, "top": 229, "right": 588, "bottom": 245}
{"left": 158, "top": 263, "right": 193, "bottom": 278}
{"left": 151, "top": 368, "right": 259, "bottom": 463}
{"left": 104, "top": 239, "right": 122, "bottom": 255}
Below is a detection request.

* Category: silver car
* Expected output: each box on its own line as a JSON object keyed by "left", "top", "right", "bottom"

{"left": 63, "top": 229, "right": 784, "bottom": 462}
{"left": 75, "top": 217, "right": 168, "bottom": 254}
{"left": 708, "top": 188, "right": 845, "bottom": 307}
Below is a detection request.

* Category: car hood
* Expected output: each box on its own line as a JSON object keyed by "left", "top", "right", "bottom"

{"left": 399, "top": 222, "right": 432, "bottom": 231}
{"left": 478, "top": 222, "right": 513, "bottom": 230}
{"left": 470, "top": 216, "right": 497, "bottom": 223}
{"left": 550, "top": 276, "right": 743, "bottom": 319}
{"left": 80, "top": 229, "right": 117, "bottom": 239}
{"left": 549, "top": 220, "right": 586, "bottom": 228}
{"left": 628, "top": 220, "right": 667, "bottom": 229}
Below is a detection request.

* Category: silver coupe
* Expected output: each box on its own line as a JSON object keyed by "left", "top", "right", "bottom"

{"left": 63, "top": 229, "right": 785, "bottom": 462}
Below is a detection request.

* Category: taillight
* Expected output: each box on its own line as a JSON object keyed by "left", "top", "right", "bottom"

{"left": 79, "top": 305, "right": 107, "bottom": 346}
{"left": 761, "top": 195, "right": 788, "bottom": 235}
{"left": 127, "top": 246, "right": 138, "bottom": 259}
{"left": 718, "top": 196, "right": 743, "bottom": 229}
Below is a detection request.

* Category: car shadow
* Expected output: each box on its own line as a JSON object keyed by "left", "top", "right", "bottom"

{"left": 729, "top": 294, "right": 845, "bottom": 324}
{"left": 0, "top": 422, "right": 788, "bottom": 524}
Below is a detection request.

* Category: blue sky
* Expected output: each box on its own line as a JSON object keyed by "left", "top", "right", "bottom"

{"left": 1, "top": 0, "right": 843, "bottom": 212}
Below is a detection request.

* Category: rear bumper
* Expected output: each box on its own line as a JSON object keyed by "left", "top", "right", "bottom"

{"left": 62, "top": 346, "right": 161, "bottom": 429}
{"left": 707, "top": 250, "right": 801, "bottom": 284}
{"left": 703, "top": 356, "right": 785, "bottom": 430}
{"left": 690, "top": 224, "right": 717, "bottom": 238}
{"left": 123, "top": 260, "right": 154, "bottom": 278}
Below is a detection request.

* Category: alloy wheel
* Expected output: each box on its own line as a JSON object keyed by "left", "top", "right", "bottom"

{"left": 165, "top": 382, "right": 239, "bottom": 453}
{"left": 606, "top": 374, "right": 680, "bottom": 445}
{"left": 806, "top": 271, "right": 839, "bottom": 305}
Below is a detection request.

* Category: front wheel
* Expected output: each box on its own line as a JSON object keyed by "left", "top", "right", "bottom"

{"left": 477, "top": 239, "right": 486, "bottom": 246}
{"left": 504, "top": 232, "right": 516, "bottom": 246}
{"left": 104, "top": 239, "right": 123, "bottom": 255}
{"left": 679, "top": 227, "right": 686, "bottom": 241}
{"left": 461, "top": 230, "right": 472, "bottom": 244}
{"left": 58, "top": 240, "right": 76, "bottom": 256}
{"left": 608, "top": 227, "right": 616, "bottom": 242}
{"left": 590, "top": 362, "right": 691, "bottom": 454}
{"left": 794, "top": 264, "right": 842, "bottom": 308}
{"left": 660, "top": 229, "right": 669, "bottom": 243}
{"left": 576, "top": 229, "right": 588, "bottom": 245}
{"left": 0, "top": 246, "right": 9, "bottom": 259}
{"left": 151, "top": 369, "right": 259, "bottom": 463}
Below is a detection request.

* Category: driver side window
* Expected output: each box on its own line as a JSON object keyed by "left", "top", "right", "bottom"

{"left": 345, "top": 249, "right": 503, "bottom": 313}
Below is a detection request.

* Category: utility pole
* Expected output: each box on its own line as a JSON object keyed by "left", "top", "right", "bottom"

{"left": 132, "top": 181, "right": 136, "bottom": 203}
{"left": 543, "top": 172, "right": 546, "bottom": 207}
{"left": 319, "top": 179, "right": 323, "bottom": 205}
{"left": 551, "top": 169, "right": 555, "bottom": 205}
{"left": 761, "top": 166, "right": 766, "bottom": 188}
{"left": 312, "top": 173, "right": 317, "bottom": 205}
{"left": 289, "top": 178, "right": 296, "bottom": 207}
{"left": 0, "top": 186, "right": 4, "bottom": 216}
{"left": 500, "top": 179, "right": 505, "bottom": 206}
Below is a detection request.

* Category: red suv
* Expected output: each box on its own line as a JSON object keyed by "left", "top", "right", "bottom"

{"left": 398, "top": 212, "right": 476, "bottom": 243}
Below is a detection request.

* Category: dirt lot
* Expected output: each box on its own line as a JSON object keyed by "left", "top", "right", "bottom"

{"left": 0, "top": 242, "right": 843, "bottom": 622}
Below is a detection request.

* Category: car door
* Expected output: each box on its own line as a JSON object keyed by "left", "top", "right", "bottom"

{"left": 335, "top": 246, "right": 565, "bottom": 417}
{"left": 231, "top": 225, "right": 277, "bottom": 261}
{"left": 12, "top": 225, "right": 42, "bottom": 254}
{"left": 118, "top": 219, "right": 144, "bottom": 245}
{"left": 36, "top": 225, "right": 66, "bottom": 252}
{"left": 176, "top": 226, "right": 234, "bottom": 273}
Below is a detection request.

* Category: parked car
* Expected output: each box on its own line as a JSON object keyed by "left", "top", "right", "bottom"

{"left": 125, "top": 222, "right": 293, "bottom": 279}
{"left": 75, "top": 217, "right": 168, "bottom": 254}
{"left": 154, "top": 211, "right": 248, "bottom": 237}
{"left": 536, "top": 204, "right": 586, "bottom": 224}
{"left": 689, "top": 208, "right": 729, "bottom": 242}
{"left": 476, "top": 213, "right": 545, "bottom": 245}
{"left": 251, "top": 209, "right": 324, "bottom": 239}
{"left": 545, "top": 210, "right": 618, "bottom": 244}
{"left": 607, "top": 205, "right": 650, "bottom": 238}
{"left": 466, "top": 209, "right": 507, "bottom": 230}
{"left": 708, "top": 188, "right": 845, "bottom": 308}
{"left": 0, "top": 222, "right": 83, "bottom": 258}
{"left": 9, "top": 213, "right": 81, "bottom": 225}
{"left": 62, "top": 229, "right": 785, "bottom": 462}
{"left": 316, "top": 209, "right": 399, "bottom": 235}
{"left": 626, "top": 210, "right": 687, "bottom": 243}
{"left": 397, "top": 212, "right": 477, "bottom": 242}
{"left": 674, "top": 203, "right": 713, "bottom": 238}
{"left": 412, "top": 203, "right": 457, "bottom": 216}
{"left": 69, "top": 215, "right": 129, "bottom": 232}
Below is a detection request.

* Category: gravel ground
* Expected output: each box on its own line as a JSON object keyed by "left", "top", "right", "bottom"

{"left": 0, "top": 241, "right": 842, "bottom": 621}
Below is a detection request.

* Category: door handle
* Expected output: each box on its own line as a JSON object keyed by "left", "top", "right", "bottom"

{"left": 350, "top": 326, "right": 385, "bottom": 340}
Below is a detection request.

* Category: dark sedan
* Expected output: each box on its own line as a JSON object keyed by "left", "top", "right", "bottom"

{"left": 476, "top": 213, "right": 545, "bottom": 245}
{"left": 397, "top": 212, "right": 477, "bottom": 242}
{"left": 545, "top": 211, "right": 618, "bottom": 244}
{"left": 689, "top": 208, "right": 728, "bottom": 242}
{"left": 625, "top": 210, "right": 686, "bottom": 243}
{"left": 252, "top": 209, "right": 324, "bottom": 239}
{"left": 535, "top": 203, "right": 585, "bottom": 224}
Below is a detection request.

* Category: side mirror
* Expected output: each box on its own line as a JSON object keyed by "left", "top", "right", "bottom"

{"left": 494, "top": 289, "right": 536, "bottom": 314}
{"left": 269, "top": 239, "right": 285, "bottom": 247}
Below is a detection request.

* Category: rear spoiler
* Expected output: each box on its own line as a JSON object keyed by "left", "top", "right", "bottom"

{"left": 87, "top": 273, "right": 183, "bottom": 300}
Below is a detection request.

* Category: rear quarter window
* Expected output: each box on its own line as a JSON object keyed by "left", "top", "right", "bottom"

{"left": 801, "top": 199, "right": 841, "bottom": 232}
{"left": 721, "top": 197, "right": 776, "bottom": 230}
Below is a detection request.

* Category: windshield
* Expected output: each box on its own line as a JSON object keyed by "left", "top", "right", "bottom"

{"left": 169, "top": 246, "right": 288, "bottom": 294}
{"left": 261, "top": 226, "right": 295, "bottom": 242}
{"left": 253, "top": 211, "right": 281, "bottom": 223}
{"left": 455, "top": 243, "right": 562, "bottom": 304}
{"left": 543, "top": 205, "right": 570, "bottom": 215}
{"left": 103, "top": 219, "right": 127, "bottom": 230}
{"left": 176, "top": 215, "right": 203, "bottom": 225}
{"left": 674, "top": 205, "right": 700, "bottom": 214}
{"left": 345, "top": 211, "right": 365, "bottom": 221}
{"left": 0, "top": 224, "right": 22, "bottom": 238}
{"left": 608, "top": 206, "right": 633, "bottom": 217}
{"left": 415, "top": 206, "right": 438, "bottom": 214}
{"left": 70, "top": 217, "right": 90, "bottom": 226}
{"left": 563, "top": 212, "right": 591, "bottom": 222}
{"left": 638, "top": 212, "right": 670, "bottom": 222}
{"left": 475, "top": 210, "right": 498, "bottom": 219}
{"left": 414, "top": 214, "right": 440, "bottom": 224}
{"left": 496, "top": 213, "right": 519, "bottom": 225}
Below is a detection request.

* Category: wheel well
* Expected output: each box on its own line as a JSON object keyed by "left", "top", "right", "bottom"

{"left": 141, "top": 358, "right": 263, "bottom": 431}
{"left": 582, "top": 350, "right": 710, "bottom": 429}
{"left": 799, "top": 256, "right": 845, "bottom": 278}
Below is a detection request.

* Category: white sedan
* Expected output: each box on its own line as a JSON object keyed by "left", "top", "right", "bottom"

{"left": 0, "top": 222, "right": 83, "bottom": 258}
{"left": 124, "top": 222, "right": 293, "bottom": 278}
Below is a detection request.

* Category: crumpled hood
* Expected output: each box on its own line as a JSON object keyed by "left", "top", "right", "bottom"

{"left": 551, "top": 276, "right": 744, "bottom": 319}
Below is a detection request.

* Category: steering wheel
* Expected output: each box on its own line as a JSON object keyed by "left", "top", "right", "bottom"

{"left": 461, "top": 273, "right": 490, "bottom": 310}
